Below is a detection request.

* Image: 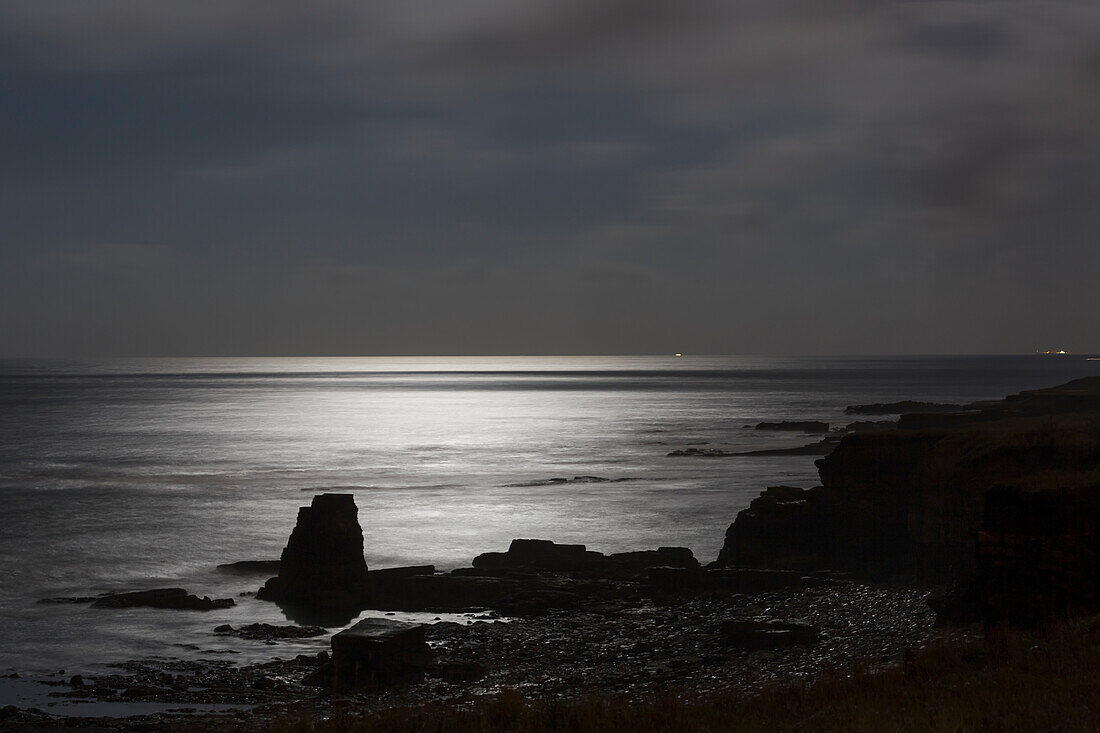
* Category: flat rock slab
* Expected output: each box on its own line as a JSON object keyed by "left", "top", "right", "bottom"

{"left": 331, "top": 618, "right": 431, "bottom": 688}
{"left": 91, "top": 588, "right": 234, "bottom": 611}
{"left": 216, "top": 560, "right": 281, "bottom": 575}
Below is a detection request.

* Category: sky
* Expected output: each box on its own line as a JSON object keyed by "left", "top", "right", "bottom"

{"left": 1, "top": 0, "right": 1098, "bottom": 357}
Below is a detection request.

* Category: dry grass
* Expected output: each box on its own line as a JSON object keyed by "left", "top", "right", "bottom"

{"left": 265, "top": 617, "right": 1100, "bottom": 733}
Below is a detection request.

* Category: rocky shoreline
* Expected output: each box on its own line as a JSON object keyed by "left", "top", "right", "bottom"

{"left": 7, "top": 376, "right": 1100, "bottom": 730}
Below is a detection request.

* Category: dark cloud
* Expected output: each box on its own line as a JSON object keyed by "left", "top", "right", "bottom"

{"left": 1, "top": 1, "right": 1098, "bottom": 355}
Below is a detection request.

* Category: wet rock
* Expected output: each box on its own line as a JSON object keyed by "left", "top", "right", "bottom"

{"left": 68, "top": 674, "right": 84, "bottom": 687}
{"left": 731, "top": 437, "right": 841, "bottom": 457}
{"left": 496, "top": 588, "right": 583, "bottom": 615}
{"left": 754, "top": 420, "right": 829, "bottom": 433}
{"left": 36, "top": 595, "right": 102, "bottom": 605}
{"left": 844, "top": 420, "right": 898, "bottom": 432}
{"left": 216, "top": 560, "right": 281, "bottom": 575}
{"left": 440, "top": 660, "right": 486, "bottom": 683}
{"left": 217, "top": 623, "right": 327, "bottom": 641}
{"left": 92, "top": 588, "right": 234, "bottom": 611}
{"left": 368, "top": 565, "right": 436, "bottom": 582}
{"left": 257, "top": 493, "right": 371, "bottom": 618}
{"left": 668, "top": 448, "right": 731, "bottom": 457}
{"left": 331, "top": 618, "right": 431, "bottom": 688}
{"left": 720, "top": 619, "right": 820, "bottom": 649}
{"left": 607, "top": 547, "right": 699, "bottom": 572}
{"left": 647, "top": 566, "right": 704, "bottom": 594}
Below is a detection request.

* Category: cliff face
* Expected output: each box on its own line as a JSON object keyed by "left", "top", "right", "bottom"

{"left": 717, "top": 378, "right": 1100, "bottom": 625}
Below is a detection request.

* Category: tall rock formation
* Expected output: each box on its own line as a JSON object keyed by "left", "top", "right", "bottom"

{"left": 257, "top": 493, "right": 370, "bottom": 621}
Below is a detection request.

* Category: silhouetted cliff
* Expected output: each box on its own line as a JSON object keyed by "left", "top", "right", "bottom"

{"left": 718, "top": 377, "right": 1100, "bottom": 626}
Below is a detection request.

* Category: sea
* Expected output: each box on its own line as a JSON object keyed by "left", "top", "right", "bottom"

{"left": 1, "top": 355, "right": 1097, "bottom": 685}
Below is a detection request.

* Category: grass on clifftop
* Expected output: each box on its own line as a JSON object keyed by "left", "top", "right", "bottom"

{"left": 270, "top": 617, "right": 1100, "bottom": 733}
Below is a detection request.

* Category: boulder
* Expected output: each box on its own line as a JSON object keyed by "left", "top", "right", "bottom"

{"left": 257, "top": 494, "right": 370, "bottom": 618}
{"left": 91, "top": 588, "right": 234, "bottom": 611}
{"left": 331, "top": 618, "right": 431, "bottom": 688}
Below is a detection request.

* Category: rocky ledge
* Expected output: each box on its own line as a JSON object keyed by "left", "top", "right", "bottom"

{"left": 718, "top": 377, "right": 1100, "bottom": 627}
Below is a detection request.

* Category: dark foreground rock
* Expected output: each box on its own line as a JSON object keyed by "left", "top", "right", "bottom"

{"left": 18, "top": 581, "right": 935, "bottom": 730}
{"left": 257, "top": 493, "right": 370, "bottom": 619}
{"left": 330, "top": 619, "right": 431, "bottom": 688}
{"left": 91, "top": 588, "right": 234, "bottom": 611}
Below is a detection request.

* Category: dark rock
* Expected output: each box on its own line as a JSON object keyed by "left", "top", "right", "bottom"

{"left": 219, "top": 623, "right": 328, "bottom": 640}
{"left": 91, "top": 588, "right": 234, "bottom": 611}
{"left": 36, "top": 596, "right": 101, "bottom": 605}
{"left": 755, "top": 421, "right": 829, "bottom": 433}
{"left": 706, "top": 568, "right": 818, "bottom": 593}
{"left": 68, "top": 675, "right": 84, "bottom": 688}
{"left": 607, "top": 547, "right": 699, "bottom": 572}
{"left": 367, "top": 565, "right": 435, "bottom": 581}
{"left": 216, "top": 560, "right": 281, "bottom": 575}
{"left": 369, "top": 574, "right": 520, "bottom": 612}
{"left": 646, "top": 566, "right": 704, "bottom": 594}
{"left": 844, "top": 420, "right": 898, "bottom": 432}
{"left": 331, "top": 618, "right": 431, "bottom": 688}
{"left": 257, "top": 493, "right": 371, "bottom": 618}
{"left": 473, "top": 539, "right": 604, "bottom": 572}
{"left": 731, "top": 437, "right": 842, "bottom": 457}
{"left": 721, "top": 619, "right": 820, "bottom": 649}
{"left": 495, "top": 588, "right": 583, "bottom": 615}
{"left": 720, "top": 378, "right": 1100, "bottom": 628}
{"left": 668, "top": 448, "right": 732, "bottom": 457}
{"left": 121, "top": 684, "right": 162, "bottom": 698}
{"left": 927, "top": 584, "right": 980, "bottom": 626}
{"left": 844, "top": 400, "right": 965, "bottom": 415}
{"left": 972, "top": 485, "right": 1100, "bottom": 628}
{"left": 441, "top": 660, "right": 486, "bottom": 683}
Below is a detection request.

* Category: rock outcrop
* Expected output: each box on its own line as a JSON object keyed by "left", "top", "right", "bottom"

{"left": 257, "top": 494, "right": 370, "bottom": 620}
{"left": 754, "top": 420, "right": 829, "bottom": 433}
{"left": 718, "top": 378, "right": 1100, "bottom": 626}
{"left": 92, "top": 588, "right": 234, "bottom": 611}
{"left": 472, "top": 539, "right": 698, "bottom": 575}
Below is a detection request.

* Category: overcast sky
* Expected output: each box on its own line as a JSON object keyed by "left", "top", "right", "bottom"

{"left": 2, "top": 1, "right": 1098, "bottom": 356}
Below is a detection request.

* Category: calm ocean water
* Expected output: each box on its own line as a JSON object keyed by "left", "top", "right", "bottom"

{"left": 1, "top": 355, "right": 1097, "bottom": 677}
